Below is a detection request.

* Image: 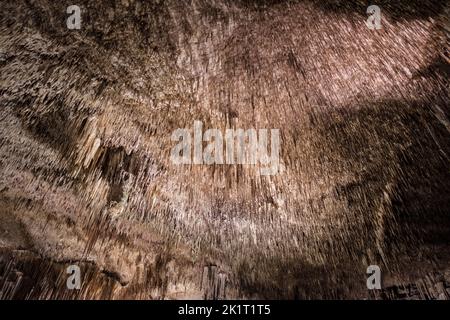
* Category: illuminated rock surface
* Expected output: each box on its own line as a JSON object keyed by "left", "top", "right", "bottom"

{"left": 0, "top": 0, "right": 449, "bottom": 299}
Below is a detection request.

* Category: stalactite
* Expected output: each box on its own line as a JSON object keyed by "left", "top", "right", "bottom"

{"left": 0, "top": 0, "right": 449, "bottom": 299}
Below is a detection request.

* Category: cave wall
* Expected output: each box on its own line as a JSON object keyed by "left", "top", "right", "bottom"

{"left": 0, "top": 0, "right": 449, "bottom": 299}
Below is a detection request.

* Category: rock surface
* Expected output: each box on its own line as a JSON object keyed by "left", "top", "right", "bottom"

{"left": 0, "top": 0, "right": 449, "bottom": 299}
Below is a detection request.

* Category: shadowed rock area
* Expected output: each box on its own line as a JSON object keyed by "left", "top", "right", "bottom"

{"left": 0, "top": 0, "right": 449, "bottom": 299}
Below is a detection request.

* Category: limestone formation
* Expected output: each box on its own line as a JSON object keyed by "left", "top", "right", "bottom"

{"left": 0, "top": 0, "right": 449, "bottom": 299}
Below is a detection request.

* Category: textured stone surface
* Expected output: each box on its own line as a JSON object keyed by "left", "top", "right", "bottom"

{"left": 0, "top": 0, "right": 449, "bottom": 299}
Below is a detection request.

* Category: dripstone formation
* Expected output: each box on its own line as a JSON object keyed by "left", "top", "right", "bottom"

{"left": 0, "top": 0, "right": 449, "bottom": 299}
